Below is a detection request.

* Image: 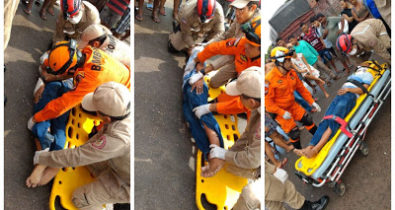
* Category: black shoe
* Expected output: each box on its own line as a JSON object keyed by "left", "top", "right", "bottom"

{"left": 299, "top": 196, "right": 329, "bottom": 210}
{"left": 168, "top": 40, "right": 179, "bottom": 54}
{"left": 172, "top": 20, "right": 180, "bottom": 33}
{"left": 292, "top": 140, "right": 302, "bottom": 150}
{"left": 310, "top": 195, "right": 330, "bottom": 210}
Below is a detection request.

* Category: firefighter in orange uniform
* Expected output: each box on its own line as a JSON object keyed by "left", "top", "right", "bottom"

{"left": 189, "top": 17, "right": 261, "bottom": 119}
{"left": 265, "top": 47, "right": 320, "bottom": 149}
{"left": 28, "top": 39, "right": 130, "bottom": 127}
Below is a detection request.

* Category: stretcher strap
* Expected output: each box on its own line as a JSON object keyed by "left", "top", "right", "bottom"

{"left": 347, "top": 79, "right": 368, "bottom": 94}
{"left": 323, "top": 115, "right": 353, "bottom": 138}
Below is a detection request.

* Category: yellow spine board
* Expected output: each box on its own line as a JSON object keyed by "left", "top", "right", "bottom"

{"left": 195, "top": 77, "right": 248, "bottom": 210}
{"left": 49, "top": 105, "right": 102, "bottom": 210}
{"left": 295, "top": 61, "right": 387, "bottom": 176}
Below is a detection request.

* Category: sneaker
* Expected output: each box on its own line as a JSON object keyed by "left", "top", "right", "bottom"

{"left": 33, "top": 78, "right": 44, "bottom": 95}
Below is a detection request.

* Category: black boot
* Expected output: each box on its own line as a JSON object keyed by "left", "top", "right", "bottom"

{"left": 299, "top": 195, "right": 329, "bottom": 210}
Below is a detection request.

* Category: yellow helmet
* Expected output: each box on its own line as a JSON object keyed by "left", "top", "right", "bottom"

{"left": 242, "top": 16, "right": 261, "bottom": 46}
{"left": 270, "top": 46, "right": 293, "bottom": 63}
{"left": 47, "top": 39, "right": 81, "bottom": 75}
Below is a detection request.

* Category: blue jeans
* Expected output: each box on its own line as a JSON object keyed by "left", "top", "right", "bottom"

{"left": 309, "top": 92, "right": 356, "bottom": 146}
{"left": 32, "top": 80, "right": 73, "bottom": 151}
{"left": 318, "top": 49, "right": 333, "bottom": 64}
{"left": 182, "top": 72, "right": 224, "bottom": 158}
{"left": 294, "top": 91, "right": 312, "bottom": 112}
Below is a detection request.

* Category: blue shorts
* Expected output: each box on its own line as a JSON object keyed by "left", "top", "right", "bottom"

{"left": 319, "top": 49, "right": 333, "bottom": 64}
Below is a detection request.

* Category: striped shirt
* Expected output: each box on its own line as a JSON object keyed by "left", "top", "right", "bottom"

{"left": 106, "top": 0, "right": 130, "bottom": 16}
{"left": 302, "top": 27, "right": 324, "bottom": 52}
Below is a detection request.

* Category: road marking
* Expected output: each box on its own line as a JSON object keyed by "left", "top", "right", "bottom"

{"left": 135, "top": 158, "right": 153, "bottom": 163}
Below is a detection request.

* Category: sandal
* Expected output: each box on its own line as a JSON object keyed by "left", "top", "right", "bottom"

{"left": 160, "top": 7, "right": 166, "bottom": 16}
{"left": 39, "top": 12, "right": 47, "bottom": 20}
{"left": 23, "top": 8, "right": 32, "bottom": 15}
{"left": 152, "top": 14, "right": 160, "bottom": 23}
{"left": 279, "top": 158, "right": 288, "bottom": 168}
{"left": 146, "top": 3, "right": 153, "bottom": 11}
{"left": 47, "top": 7, "right": 55, "bottom": 16}
{"left": 135, "top": 14, "right": 143, "bottom": 22}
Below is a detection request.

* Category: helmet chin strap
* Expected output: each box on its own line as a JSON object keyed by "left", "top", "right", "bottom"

{"left": 276, "top": 61, "right": 291, "bottom": 72}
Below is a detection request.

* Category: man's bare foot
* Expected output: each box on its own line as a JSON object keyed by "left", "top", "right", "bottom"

{"left": 201, "top": 158, "right": 225, "bottom": 177}
{"left": 279, "top": 158, "right": 288, "bottom": 168}
{"left": 293, "top": 149, "right": 304, "bottom": 157}
{"left": 286, "top": 145, "right": 295, "bottom": 152}
{"left": 303, "top": 148, "right": 317, "bottom": 158}
{"left": 38, "top": 167, "right": 59, "bottom": 186}
{"left": 160, "top": 7, "right": 166, "bottom": 16}
{"left": 26, "top": 165, "right": 46, "bottom": 188}
{"left": 47, "top": 7, "right": 55, "bottom": 16}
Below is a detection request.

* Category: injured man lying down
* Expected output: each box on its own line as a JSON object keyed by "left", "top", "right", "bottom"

{"left": 294, "top": 64, "right": 374, "bottom": 158}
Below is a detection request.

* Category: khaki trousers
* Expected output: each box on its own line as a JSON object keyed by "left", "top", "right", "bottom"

{"left": 265, "top": 176, "right": 305, "bottom": 210}
{"left": 4, "top": 0, "right": 20, "bottom": 50}
{"left": 72, "top": 168, "right": 129, "bottom": 209}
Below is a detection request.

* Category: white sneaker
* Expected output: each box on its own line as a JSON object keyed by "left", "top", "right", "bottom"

{"left": 33, "top": 78, "right": 44, "bottom": 95}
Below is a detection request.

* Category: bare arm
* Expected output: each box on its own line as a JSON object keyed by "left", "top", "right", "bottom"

{"left": 342, "top": 13, "right": 354, "bottom": 22}
{"left": 301, "top": 54, "right": 313, "bottom": 73}
{"left": 337, "top": 84, "right": 369, "bottom": 95}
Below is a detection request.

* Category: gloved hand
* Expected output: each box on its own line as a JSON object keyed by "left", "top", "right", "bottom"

{"left": 283, "top": 111, "right": 292, "bottom": 120}
{"left": 312, "top": 102, "right": 321, "bottom": 112}
{"left": 189, "top": 72, "right": 204, "bottom": 85}
{"left": 185, "top": 59, "right": 197, "bottom": 72}
{"left": 273, "top": 167, "right": 288, "bottom": 184}
{"left": 27, "top": 117, "right": 36, "bottom": 131}
{"left": 209, "top": 144, "right": 226, "bottom": 160}
{"left": 33, "top": 148, "right": 50, "bottom": 165}
{"left": 193, "top": 104, "right": 211, "bottom": 119}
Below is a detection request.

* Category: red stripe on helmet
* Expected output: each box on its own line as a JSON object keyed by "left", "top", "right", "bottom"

{"left": 197, "top": 0, "right": 203, "bottom": 16}
{"left": 206, "top": 0, "right": 214, "bottom": 17}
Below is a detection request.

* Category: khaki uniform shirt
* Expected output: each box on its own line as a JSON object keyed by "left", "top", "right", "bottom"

{"left": 103, "top": 35, "right": 130, "bottom": 67}
{"left": 375, "top": 0, "right": 391, "bottom": 28}
{"left": 53, "top": 1, "right": 100, "bottom": 43}
{"left": 38, "top": 116, "right": 131, "bottom": 193}
{"left": 351, "top": 18, "right": 390, "bottom": 62}
{"left": 208, "top": 11, "right": 260, "bottom": 70}
{"left": 177, "top": 0, "right": 225, "bottom": 48}
{"left": 224, "top": 108, "right": 261, "bottom": 179}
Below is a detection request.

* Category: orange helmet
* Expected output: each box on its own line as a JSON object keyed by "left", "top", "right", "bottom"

{"left": 47, "top": 39, "right": 82, "bottom": 75}
{"left": 241, "top": 16, "right": 261, "bottom": 46}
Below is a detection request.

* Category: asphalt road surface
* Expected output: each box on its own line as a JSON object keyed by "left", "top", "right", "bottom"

{"left": 5, "top": 3, "right": 57, "bottom": 209}
{"left": 134, "top": 1, "right": 197, "bottom": 209}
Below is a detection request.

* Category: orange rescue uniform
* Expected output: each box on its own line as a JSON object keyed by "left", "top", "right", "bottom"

{"left": 197, "top": 37, "right": 261, "bottom": 75}
{"left": 34, "top": 47, "right": 130, "bottom": 122}
{"left": 197, "top": 37, "right": 260, "bottom": 116}
{"left": 265, "top": 66, "right": 314, "bottom": 133}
